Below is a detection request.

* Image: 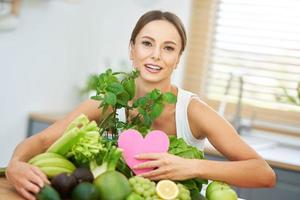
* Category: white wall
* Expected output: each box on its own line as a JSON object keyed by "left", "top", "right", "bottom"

{"left": 0, "top": 0, "right": 192, "bottom": 166}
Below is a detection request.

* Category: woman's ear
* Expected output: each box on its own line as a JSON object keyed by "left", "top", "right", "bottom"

{"left": 129, "top": 42, "right": 134, "bottom": 60}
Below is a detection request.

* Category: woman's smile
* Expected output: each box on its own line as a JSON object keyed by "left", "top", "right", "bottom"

{"left": 144, "top": 63, "right": 163, "bottom": 73}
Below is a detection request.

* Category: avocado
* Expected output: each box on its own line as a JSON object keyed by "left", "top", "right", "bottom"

{"left": 51, "top": 173, "right": 77, "bottom": 198}
{"left": 72, "top": 167, "right": 94, "bottom": 183}
{"left": 36, "top": 185, "right": 61, "bottom": 200}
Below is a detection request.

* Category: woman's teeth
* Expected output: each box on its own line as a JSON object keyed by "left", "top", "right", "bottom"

{"left": 145, "top": 64, "right": 162, "bottom": 71}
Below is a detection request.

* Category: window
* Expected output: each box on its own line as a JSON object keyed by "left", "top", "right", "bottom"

{"left": 183, "top": 0, "right": 300, "bottom": 136}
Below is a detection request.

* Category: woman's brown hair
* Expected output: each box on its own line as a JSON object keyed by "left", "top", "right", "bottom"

{"left": 130, "top": 10, "right": 187, "bottom": 53}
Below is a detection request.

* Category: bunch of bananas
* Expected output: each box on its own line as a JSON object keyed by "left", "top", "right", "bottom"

{"left": 28, "top": 152, "right": 76, "bottom": 178}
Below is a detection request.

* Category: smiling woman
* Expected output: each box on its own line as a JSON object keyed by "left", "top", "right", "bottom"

{"left": 5, "top": 10, "right": 275, "bottom": 200}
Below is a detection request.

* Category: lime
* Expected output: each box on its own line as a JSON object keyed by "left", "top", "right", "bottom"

{"left": 71, "top": 182, "right": 99, "bottom": 200}
{"left": 36, "top": 185, "right": 61, "bottom": 200}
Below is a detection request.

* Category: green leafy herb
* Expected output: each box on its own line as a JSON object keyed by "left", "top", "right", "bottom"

{"left": 84, "top": 69, "right": 177, "bottom": 139}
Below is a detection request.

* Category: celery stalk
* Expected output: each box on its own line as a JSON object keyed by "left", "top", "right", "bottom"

{"left": 47, "top": 127, "right": 85, "bottom": 156}
{"left": 64, "top": 114, "right": 89, "bottom": 133}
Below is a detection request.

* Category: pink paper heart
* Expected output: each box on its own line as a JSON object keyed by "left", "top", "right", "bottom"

{"left": 118, "top": 129, "right": 169, "bottom": 175}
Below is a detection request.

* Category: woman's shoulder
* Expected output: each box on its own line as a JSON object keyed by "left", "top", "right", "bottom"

{"left": 185, "top": 91, "right": 218, "bottom": 138}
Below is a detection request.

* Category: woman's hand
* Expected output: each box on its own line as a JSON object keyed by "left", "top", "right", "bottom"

{"left": 134, "top": 153, "right": 198, "bottom": 181}
{"left": 6, "top": 160, "right": 50, "bottom": 200}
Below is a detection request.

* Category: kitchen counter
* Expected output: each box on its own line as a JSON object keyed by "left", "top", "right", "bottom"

{"left": 0, "top": 178, "right": 245, "bottom": 200}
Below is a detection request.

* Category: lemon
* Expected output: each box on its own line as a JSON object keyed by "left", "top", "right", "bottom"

{"left": 156, "top": 180, "right": 179, "bottom": 200}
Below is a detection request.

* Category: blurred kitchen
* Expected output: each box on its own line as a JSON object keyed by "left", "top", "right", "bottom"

{"left": 0, "top": 0, "right": 300, "bottom": 199}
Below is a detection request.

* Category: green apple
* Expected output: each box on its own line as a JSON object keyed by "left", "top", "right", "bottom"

{"left": 208, "top": 188, "right": 237, "bottom": 200}
{"left": 206, "top": 181, "right": 237, "bottom": 200}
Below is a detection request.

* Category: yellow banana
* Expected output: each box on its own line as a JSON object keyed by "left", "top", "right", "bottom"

{"left": 31, "top": 157, "right": 76, "bottom": 172}
{"left": 39, "top": 166, "right": 73, "bottom": 178}
{"left": 28, "top": 152, "right": 65, "bottom": 164}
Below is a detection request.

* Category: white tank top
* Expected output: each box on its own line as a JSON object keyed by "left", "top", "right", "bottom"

{"left": 176, "top": 88, "right": 205, "bottom": 151}
{"left": 116, "top": 87, "right": 205, "bottom": 151}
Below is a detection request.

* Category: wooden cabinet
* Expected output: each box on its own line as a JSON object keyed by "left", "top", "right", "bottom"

{"left": 206, "top": 154, "right": 300, "bottom": 200}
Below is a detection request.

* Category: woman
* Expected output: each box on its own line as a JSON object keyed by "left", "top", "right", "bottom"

{"left": 6, "top": 10, "right": 276, "bottom": 200}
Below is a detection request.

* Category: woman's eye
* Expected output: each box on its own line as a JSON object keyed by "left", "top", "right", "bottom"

{"left": 165, "top": 46, "right": 175, "bottom": 51}
{"left": 142, "top": 41, "right": 152, "bottom": 47}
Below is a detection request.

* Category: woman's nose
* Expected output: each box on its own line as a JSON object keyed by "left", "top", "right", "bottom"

{"left": 151, "top": 47, "right": 161, "bottom": 61}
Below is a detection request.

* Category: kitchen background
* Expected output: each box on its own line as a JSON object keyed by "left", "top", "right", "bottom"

{"left": 1, "top": 0, "right": 300, "bottom": 199}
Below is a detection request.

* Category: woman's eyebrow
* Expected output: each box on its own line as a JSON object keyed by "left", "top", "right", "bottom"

{"left": 165, "top": 41, "right": 177, "bottom": 46}
{"left": 141, "top": 36, "right": 177, "bottom": 45}
{"left": 141, "top": 36, "right": 155, "bottom": 41}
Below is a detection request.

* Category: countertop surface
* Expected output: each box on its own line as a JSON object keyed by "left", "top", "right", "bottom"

{"left": 205, "top": 133, "right": 300, "bottom": 172}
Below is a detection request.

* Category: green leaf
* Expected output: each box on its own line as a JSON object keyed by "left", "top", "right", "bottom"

{"left": 107, "top": 82, "right": 124, "bottom": 95}
{"left": 135, "top": 97, "right": 147, "bottom": 107}
{"left": 163, "top": 92, "right": 177, "bottom": 104}
{"left": 98, "top": 73, "right": 106, "bottom": 88}
{"left": 91, "top": 95, "right": 103, "bottom": 101}
{"left": 117, "top": 91, "right": 130, "bottom": 106}
{"left": 149, "top": 103, "right": 164, "bottom": 120}
{"left": 123, "top": 78, "right": 136, "bottom": 100}
{"left": 138, "top": 107, "right": 146, "bottom": 115}
{"left": 107, "top": 74, "right": 119, "bottom": 84}
{"left": 149, "top": 89, "right": 161, "bottom": 100}
{"left": 104, "top": 92, "right": 117, "bottom": 106}
{"left": 143, "top": 114, "right": 152, "bottom": 127}
{"left": 106, "top": 68, "right": 112, "bottom": 74}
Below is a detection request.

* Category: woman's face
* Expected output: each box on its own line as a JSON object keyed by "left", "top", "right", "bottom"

{"left": 130, "top": 20, "right": 182, "bottom": 83}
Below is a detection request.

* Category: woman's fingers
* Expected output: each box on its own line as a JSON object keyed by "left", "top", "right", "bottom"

{"left": 18, "top": 187, "right": 36, "bottom": 200}
{"left": 139, "top": 168, "right": 166, "bottom": 178}
{"left": 25, "top": 180, "right": 40, "bottom": 194}
{"left": 32, "top": 166, "right": 49, "bottom": 184}
{"left": 134, "top": 160, "right": 161, "bottom": 169}
{"left": 27, "top": 170, "right": 44, "bottom": 189}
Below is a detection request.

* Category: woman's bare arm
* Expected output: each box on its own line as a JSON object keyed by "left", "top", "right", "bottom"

{"left": 6, "top": 99, "right": 101, "bottom": 200}
{"left": 188, "top": 99, "right": 276, "bottom": 187}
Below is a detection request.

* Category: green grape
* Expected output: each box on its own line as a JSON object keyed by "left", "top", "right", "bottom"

{"left": 142, "top": 183, "right": 150, "bottom": 190}
{"left": 177, "top": 183, "right": 191, "bottom": 200}
{"left": 129, "top": 178, "right": 136, "bottom": 185}
{"left": 136, "top": 187, "right": 144, "bottom": 195}
{"left": 143, "top": 190, "right": 152, "bottom": 197}
{"left": 149, "top": 188, "right": 156, "bottom": 196}
{"left": 129, "top": 176, "right": 157, "bottom": 198}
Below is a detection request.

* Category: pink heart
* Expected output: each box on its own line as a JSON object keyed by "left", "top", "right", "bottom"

{"left": 118, "top": 129, "right": 169, "bottom": 175}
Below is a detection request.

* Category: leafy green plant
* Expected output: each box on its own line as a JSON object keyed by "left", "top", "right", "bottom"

{"left": 83, "top": 69, "right": 177, "bottom": 140}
